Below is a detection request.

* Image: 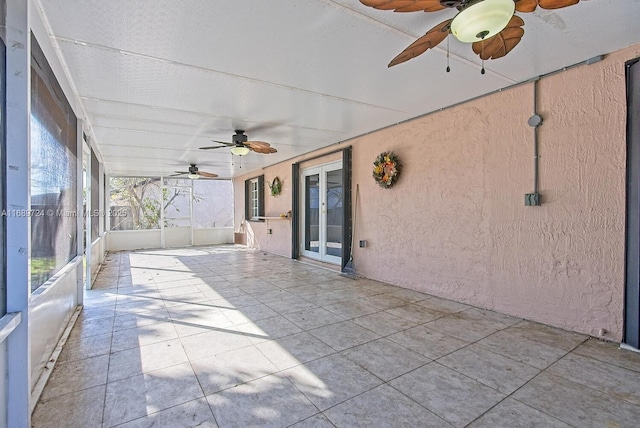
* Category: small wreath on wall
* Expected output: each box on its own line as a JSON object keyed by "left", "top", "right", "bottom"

{"left": 372, "top": 151, "right": 401, "bottom": 189}
{"left": 269, "top": 176, "right": 282, "bottom": 196}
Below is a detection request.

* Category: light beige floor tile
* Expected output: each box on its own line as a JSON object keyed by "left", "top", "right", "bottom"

{"left": 304, "top": 290, "right": 357, "bottom": 307}
{"left": 289, "top": 413, "right": 335, "bottom": 428}
{"left": 458, "top": 308, "right": 522, "bottom": 328}
{"left": 283, "top": 354, "right": 383, "bottom": 411}
{"left": 115, "top": 397, "right": 218, "bottom": 428}
{"left": 509, "top": 320, "right": 588, "bottom": 351}
{"left": 206, "top": 374, "right": 317, "bottom": 427}
{"left": 221, "top": 303, "right": 279, "bottom": 325}
{"left": 108, "top": 338, "right": 189, "bottom": 382}
{"left": 191, "top": 345, "right": 279, "bottom": 394}
{"left": 513, "top": 372, "right": 640, "bottom": 428}
{"left": 103, "top": 362, "right": 204, "bottom": 427}
{"left": 110, "top": 321, "right": 179, "bottom": 353}
{"left": 324, "top": 300, "right": 379, "bottom": 319}
{"left": 424, "top": 314, "right": 503, "bottom": 342}
{"left": 113, "top": 309, "right": 172, "bottom": 331}
{"left": 383, "top": 288, "right": 431, "bottom": 303}
{"left": 82, "top": 290, "right": 118, "bottom": 309}
{"left": 287, "top": 284, "right": 328, "bottom": 298}
{"left": 36, "top": 247, "right": 640, "bottom": 428}
{"left": 284, "top": 307, "right": 346, "bottom": 331}
{"left": 180, "top": 328, "right": 253, "bottom": 360}
{"left": 352, "top": 310, "right": 418, "bottom": 336}
{"left": 385, "top": 304, "right": 445, "bottom": 324}
{"left": 56, "top": 332, "right": 112, "bottom": 363}
{"left": 251, "top": 288, "right": 293, "bottom": 304}
{"left": 324, "top": 384, "right": 453, "bottom": 427}
{"left": 574, "top": 338, "right": 640, "bottom": 373}
{"left": 341, "top": 338, "right": 430, "bottom": 381}
{"left": 477, "top": 329, "right": 568, "bottom": 369}
{"left": 237, "top": 315, "right": 304, "bottom": 344}
{"left": 115, "top": 296, "right": 165, "bottom": 313}
{"left": 387, "top": 325, "right": 467, "bottom": 359}
{"left": 548, "top": 353, "right": 640, "bottom": 405}
{"left": 265, "top": 295, "right": 318, "bottom": 314}
{"left": 77, "top": 304, "right": 116, "bottom": 321}
{"left": 256, "top": 332, "right": 335, "bottom": 370}
{"left": 415, "top": 296, "right": 472, "bottom": 313}
{"left": 67, "top": 316, "right": 115, "bottom": 341}
{"left": 211, "top": 293, "right": 262, "bottom": 308}
{"left": 438, "top": 345, "right": 540, "bottom": 394}
{"left": 390, "top": 362, "right": 506, "bottom": 428}
{"left": 468, "top": 398, "right": 573, "bottom": 428}
{"left": 32, "top": 384, "right": 106, "bottom": 428}
{"left": 309, "top": 320, "right": 380, "bottom": 351}
{"left": 362, "top": 293, "right": 411, "bottom": 310}
{"left": 41, "top": 354, "right": 109, "bottom": 400}
{"left": 356, "top": 280, "right": 399, "bottom": 294}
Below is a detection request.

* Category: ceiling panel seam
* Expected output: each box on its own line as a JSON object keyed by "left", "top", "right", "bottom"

{"left": 55, "top": 37, "right": 413, "bottom": 113}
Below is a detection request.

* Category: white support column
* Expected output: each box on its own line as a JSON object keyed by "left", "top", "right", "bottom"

{"left": 99, "top": 161, "right": 105, "bottom": 237}
{"left": 5, "top": 0, "right": 31, "bottom": 426}
{"left": 105, "top": 174, "right": 111, "bottom": 233}
{"left": 160, "top": 176, "right": 165, "bottom": 248}
{"left": 78, "top": 123, "right": 88, "bottom": 294}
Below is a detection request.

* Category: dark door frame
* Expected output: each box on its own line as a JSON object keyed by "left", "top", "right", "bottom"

{"left": 624, "top": 57, "right": 640, "bottom": 349}
{"left": 291, "top": 146, "right": 352, "bottom": 272}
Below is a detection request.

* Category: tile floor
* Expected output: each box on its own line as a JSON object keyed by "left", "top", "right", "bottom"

{"left": 31, "top": 245, "right": 640, "bottom": 427}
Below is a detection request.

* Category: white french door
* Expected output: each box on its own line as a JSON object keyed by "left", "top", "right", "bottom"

{"left": 301, "top": 161, "right": 343, "bottom": 264}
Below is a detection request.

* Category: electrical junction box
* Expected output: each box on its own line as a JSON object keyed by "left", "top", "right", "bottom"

{"left": 525, "top": 193, "right": 540, "bottom": 206}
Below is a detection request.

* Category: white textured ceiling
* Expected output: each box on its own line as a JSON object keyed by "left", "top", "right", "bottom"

{"left": 36, "top": 0, "right": 640, "bottom": 178}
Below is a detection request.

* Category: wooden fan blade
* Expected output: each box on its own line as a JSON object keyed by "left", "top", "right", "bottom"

{"left": 472, "top": 16, "right": 524, "bottom": 60}
{"left": 199, "top": 145, "right": 228, "bottom": 150}
{"left": 388, "top": 19, "right": 451, "bottom": 67}
{"left": 515, "top": 0, "right": 539, "bottom": 12}
{"left": 360, "top": 0, "right": 446, "bottom": 12}
{"left": 197, "top": 171, "right": 218, "bottom": 178}
{"left": 246, "top": 142, "right": 277, "bottom": 154}
{"left": 245, "top": 140, "right": 270, "bottom": 148}
{"left": 515, "top": 0, "right": 579, "bottom": 12}
{"left": 538, "top": 0, "right": 579, "bottom": 10}
{"left": 171, "top": 172, "right": 187, "bottom": 176}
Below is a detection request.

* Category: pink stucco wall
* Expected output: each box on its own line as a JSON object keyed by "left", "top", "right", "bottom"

{"left": 235, "top": 43, "right": 640, "bottom": 341}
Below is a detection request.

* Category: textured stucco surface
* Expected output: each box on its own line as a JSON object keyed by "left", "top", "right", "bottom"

{"left": 235, "top": 43, "right": 640, "bottom": 341}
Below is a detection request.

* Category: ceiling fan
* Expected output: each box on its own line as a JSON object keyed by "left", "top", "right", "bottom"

{"left": 170, "top": 164, "right": 218, "bottom": 180}
{"left": 199, "top": 130, "right": 278, "bottom": 156}
{"left": 360, "top": 0, "right": 580, "bottom": 69}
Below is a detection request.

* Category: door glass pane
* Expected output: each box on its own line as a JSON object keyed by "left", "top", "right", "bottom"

{"left": 325, "top": 169, "right": 343, "bottom": 258}
{"left": 305, "top": 174, "right": 320, "bottom": 253}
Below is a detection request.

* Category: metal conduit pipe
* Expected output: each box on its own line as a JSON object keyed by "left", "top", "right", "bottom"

{"left": 526, "top": 79, "right": 543, "bottom": 206}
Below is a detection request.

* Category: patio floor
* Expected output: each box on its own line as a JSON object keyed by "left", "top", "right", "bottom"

{"left": 32, "top": 245, "right": 640, "bottom": 427}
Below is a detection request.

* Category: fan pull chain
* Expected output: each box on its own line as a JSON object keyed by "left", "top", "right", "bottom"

{"left": 481, "top": 41, "right": 486, "bottom": 75}
{"left": 446, "top": 35, "right": 450, "bottom": 73}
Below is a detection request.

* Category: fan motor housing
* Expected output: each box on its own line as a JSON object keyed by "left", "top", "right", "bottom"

{"left": 232, "top": 130, "right": 248, "bottom": 144}
{"left": 440, "top": 0, "right": 463, "bottom": 7}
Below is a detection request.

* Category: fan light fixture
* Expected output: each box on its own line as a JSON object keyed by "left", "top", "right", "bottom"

{"left": 230, "top": 146, "right": 250, "bottom": 156}
{"left": 187, "top": 173, "right": 200, "bottom": 180}
{"left": 450, "top": 0, "right": 515, "bottom": 43}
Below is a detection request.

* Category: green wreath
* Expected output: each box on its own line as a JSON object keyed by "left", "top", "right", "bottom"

{"left": 269, "top": 176, "right": 282, "bottom": 196}
{"left": 372, "top": 151, "right": 401, "bottom": 189}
